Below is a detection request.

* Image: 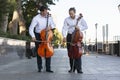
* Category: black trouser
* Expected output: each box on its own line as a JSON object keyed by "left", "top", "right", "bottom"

{"left": 35, "top": 33, "right": 51, "bottom": 71}
{"left": 67, "top": 34, "right": 82, "bottom": 71}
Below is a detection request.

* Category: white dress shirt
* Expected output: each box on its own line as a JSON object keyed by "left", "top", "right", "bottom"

{"left": 62, "top": 15, "right": 88, "bottom": 38}
{"left": 29, "top": 14, "right": 55, "bottom": 38}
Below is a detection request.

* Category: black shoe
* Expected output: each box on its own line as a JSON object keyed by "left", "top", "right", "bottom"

{"left": 68, "top": 69, "right": 75, "bottom": 73}
{"left": 46, "top": 70, "right": 54, "bottom": 73}
{"left": 38, "top": 69, "right": 41, "bottom": 72}
{"left": 77, "top": 70, "right": 83, "bottom": 74}
{"left": 68, "top": 69, "right": 72, "bottom": 73}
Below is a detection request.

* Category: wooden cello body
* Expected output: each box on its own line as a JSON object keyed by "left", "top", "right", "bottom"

{"left": 38, "top": 13, "right": 54, "bottom": 58}
{"left": 68, "top": 13, "right": 83, "bottom": 59}
{"left": 68, "top": 30, "right": 83, "bottom": 59}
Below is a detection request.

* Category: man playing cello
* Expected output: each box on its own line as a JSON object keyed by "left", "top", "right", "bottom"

{"left": 29, "top": 6, "right": 55, "bottom": 73}
{"left": 62, "top": 7, "right": 88, "bottom": 73}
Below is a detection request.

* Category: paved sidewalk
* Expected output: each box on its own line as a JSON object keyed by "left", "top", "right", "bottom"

{"left": 0, "top": 48, "right": 120, "bottom": 80}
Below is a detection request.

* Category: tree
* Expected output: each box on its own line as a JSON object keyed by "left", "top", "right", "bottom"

{"left": 8, "top": 0, "right": 26, "bottom": 35}
{"left": 0, "top": 0, "right": 10, "bottom": 33}
{"left": 0, "top": 0, "right": 59, "bottom": 40}
{"left": 8, "top": 0, "right": 57, "bottom": 36}
{"left": 21, "top": 0, "right": 57, "bottom": 36}
{"left": 22, "top": 0, "right": 38, "bottom": 36}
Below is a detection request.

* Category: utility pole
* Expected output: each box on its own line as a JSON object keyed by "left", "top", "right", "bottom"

{"left": 95, "top": 23, "right": 98, "bottom": 53}
{"left": 106, "top": 24, "right": 109, "bottom": 54}
{"left": 118, "top": 4, "right": 120, "bottom": 13}
{"left": 102, "top": 26, "right": 105, "bottom": 53}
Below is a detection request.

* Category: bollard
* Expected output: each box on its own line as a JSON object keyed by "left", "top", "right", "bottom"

{"left": 118, "top": 41, "right": 120, "bottom": 56}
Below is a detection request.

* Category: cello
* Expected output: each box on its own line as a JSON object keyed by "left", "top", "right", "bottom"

{"left": 68, "top": 13, "right": 83, "bottom": 59}
{"left": 38, "top": 13, "right": 54, "bottom": 58}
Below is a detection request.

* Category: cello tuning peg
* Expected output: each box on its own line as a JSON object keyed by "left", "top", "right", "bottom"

{"left": 79, "top": 13, "right": 83, "bottom": 17}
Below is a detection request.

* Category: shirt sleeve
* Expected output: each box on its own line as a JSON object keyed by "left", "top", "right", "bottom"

{"left": 78, "top": 18, "right": 88, "bottom": 31}
{"left": 29, "top": 17, "right": 38, "bottom": 38}
{"left": 49, "top": 17, "right": 56, "bottom": 29}
{"left": 62, "top": 18, "right": 69, "bottom": 38}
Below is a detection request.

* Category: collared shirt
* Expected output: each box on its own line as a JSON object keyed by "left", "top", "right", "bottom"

{"left": 29, "top": 14, "right": 55, "bottom": 38}
{"left": 62, "top": 15, "right": 88, "bottom": 38}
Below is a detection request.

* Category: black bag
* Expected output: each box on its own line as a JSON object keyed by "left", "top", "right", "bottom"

{"left": 25, "top": 41, "right": 36, "bottom": 59}
{"left": 31, "top": 47, "right": 37, "bottom": 57}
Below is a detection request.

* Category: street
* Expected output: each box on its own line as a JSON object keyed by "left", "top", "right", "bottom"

{"left": 0, "top": 48, "right": 120, "bottom": 80}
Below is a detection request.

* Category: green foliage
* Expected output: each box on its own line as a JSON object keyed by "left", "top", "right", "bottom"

{"left": 35, "top": 0, "right": 55, "bottom": 7}
{"left": 21, "top": 0, "right": 38, "bottom": 36}
{"left": 0, "top": 0, "right": 59, "bottom": 42}
{"left": 0, "top": 0, "right": 9, "bottom": 22}
{"left": 21, "top": 0, "right": 57, "bottom": 36}
{"left": 8, "top": 0, "right": 17, "bottom": 22}
{"left": 52, "top": 28, "right": 63, "bottom": 48}
{"left": 0, "top": 0, "right": 16, "bottom": 24}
